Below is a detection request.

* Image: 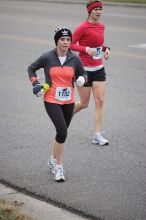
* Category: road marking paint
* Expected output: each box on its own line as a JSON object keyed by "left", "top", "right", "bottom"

{"left": 0, "top": 33, "right": 53, "bottom": 45}
{"left": 107, "top": 26, "right": 146, "bottom": 34}
{"left": 112, "top": 51, "right": 146, "bottom": 59}
{"left": 129, "top": 44, "right": 146, "bottom": 49}
{"left": 105, "top": 13, "right": 146, "bottom": 20}
{"left": 0, "top": 33, "right": 146, "bottom": 60}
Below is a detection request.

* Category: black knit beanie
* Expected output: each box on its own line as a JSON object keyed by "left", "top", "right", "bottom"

{"left": 54, "top": 27, "right": 72, "bottom": 45}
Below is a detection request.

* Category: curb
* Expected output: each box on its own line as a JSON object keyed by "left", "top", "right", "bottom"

{"left": 0, "top": 179, "right": 97, "bottom": 220}
{"left": 0, "top": 182, "right": 93, "bottom": 220}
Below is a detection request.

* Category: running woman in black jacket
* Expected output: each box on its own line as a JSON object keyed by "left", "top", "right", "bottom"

{"left": 28, "top": 27, "right": 87, "bottom": 182}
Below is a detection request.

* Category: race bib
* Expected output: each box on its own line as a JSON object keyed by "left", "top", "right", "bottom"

{"left": 92, "top": 47, "right": 103, "bottom": 60}
{"left": 55, "top": 87, "right": 72, "bottom": 101}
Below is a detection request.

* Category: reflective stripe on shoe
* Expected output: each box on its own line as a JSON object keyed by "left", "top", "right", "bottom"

{"left": 92, "top": 133, "right": 109, "bottom": 146}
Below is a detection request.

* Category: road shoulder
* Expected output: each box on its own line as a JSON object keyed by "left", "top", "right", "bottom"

{"left": 0, "top": 183, "right": 89, "bottom": 220}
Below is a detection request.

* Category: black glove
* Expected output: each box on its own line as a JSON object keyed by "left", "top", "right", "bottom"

{"left": 33, "top": 82, "right": 42, "bottom": 96}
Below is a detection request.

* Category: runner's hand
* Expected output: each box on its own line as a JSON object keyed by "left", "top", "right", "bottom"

{"left": 86, "top": 47, "right": 97, "bottom": 57}
{"left": 33, "top": 82, "right": 42, "bottom": 96}
{"left": 76, "top": 76, "right": 85, "bottom": 87}
{"left": 104, "top": 48, "right": 111, "bottom": 60}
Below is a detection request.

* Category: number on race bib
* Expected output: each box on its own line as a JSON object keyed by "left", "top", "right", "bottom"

{"left": 55, "top": 87, "right": 72, "bottom": 101}
{"left": 93, "top": 47, "right": 103, "bottom": 60}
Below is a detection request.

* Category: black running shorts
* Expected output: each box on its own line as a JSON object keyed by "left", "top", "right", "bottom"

{"left": 84, "top": 67, "right": 106, "bottom": 87}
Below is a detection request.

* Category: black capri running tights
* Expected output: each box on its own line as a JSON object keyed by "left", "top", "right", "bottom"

{"left": 44, "top": 102, "right": 75, "bottom": 144}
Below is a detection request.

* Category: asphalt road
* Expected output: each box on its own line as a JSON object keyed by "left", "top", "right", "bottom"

{"left": 0, "top": 1, "right": 146, "bottom": 220}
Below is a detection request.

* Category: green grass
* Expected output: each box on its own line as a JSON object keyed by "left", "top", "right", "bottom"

{"left": 104, "top": 0, "right": 146, "bottom": 3}
{"left": 80, "top": 0, "right": 146, "bottom": 4}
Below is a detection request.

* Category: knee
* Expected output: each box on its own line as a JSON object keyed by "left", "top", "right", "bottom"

{"left": 95, "top": 97, "right": 104, "bottom": 108}
{"left": 56, "top": 129, "right": 67, "bottom": 144}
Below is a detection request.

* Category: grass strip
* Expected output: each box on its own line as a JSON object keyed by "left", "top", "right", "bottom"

{"left": 104, "top": 0, "right": 146, "bottom": 4}
{"left": 0, "top": 199, "right": 36, "bottom": 220}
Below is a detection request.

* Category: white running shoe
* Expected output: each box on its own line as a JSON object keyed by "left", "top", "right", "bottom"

{"left": 47, "top": 156, "right": 56, "bottom": 174}
{"left": 92, "top": 133, "right": 109, "bottom": 146}
{"left": 54, "top": 165, "right": 65, "bottom": 182}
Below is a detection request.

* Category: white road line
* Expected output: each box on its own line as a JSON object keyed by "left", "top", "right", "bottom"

{"left": 105, "top": 13, "right": 146, "bottom": 20}
{"left": 113, "top": 51, "right": 146, "bottom": 59}
{"left": 0, "top": 33, "right": 52, "bottom": 45}
{"left": 129, "top": 44, "right": 146, "bottom": 49}
{"left": 107, "top": 26, "right": 146, "bottom": 33}
{"left": 0, "top": 33, "right": 146, "bottom": 60}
